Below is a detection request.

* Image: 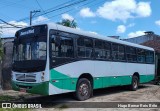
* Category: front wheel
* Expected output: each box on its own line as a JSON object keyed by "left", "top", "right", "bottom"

{"left": 130, "top": 76, "right": 139, "bottom": 91}
{"left": 75, "top": 78, "right": 92, "bottom": 101}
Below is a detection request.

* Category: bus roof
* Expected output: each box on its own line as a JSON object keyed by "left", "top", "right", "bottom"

{"left": 37, "top": 23, "right": 155, "bottom": 51}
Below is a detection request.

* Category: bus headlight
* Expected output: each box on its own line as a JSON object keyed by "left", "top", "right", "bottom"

{"left": 41, "top": 72, "right": 45, "bottom": 81}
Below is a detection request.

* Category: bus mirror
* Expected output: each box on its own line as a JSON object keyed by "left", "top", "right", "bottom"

{"left": 55, "top": 36, "right": 61, "bottom": 46}
{"left": 14, "top": 38, "right": 19, "bottom": 44}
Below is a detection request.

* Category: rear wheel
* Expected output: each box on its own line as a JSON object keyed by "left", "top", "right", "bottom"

{"left": 130, "top": 76, "right": 139, "bottom": 91}
{"left": 75, "top": 78, "right": 92, "bottom": 101}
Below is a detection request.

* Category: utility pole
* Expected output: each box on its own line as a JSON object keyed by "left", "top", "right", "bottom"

{"left": 30, "top": 10, "right": 41, "bottom": 26}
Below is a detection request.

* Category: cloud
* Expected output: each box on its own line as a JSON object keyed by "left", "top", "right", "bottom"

{"left": 127, "top": 23, "right": 135, "bottom": 27}
{"left": 117, "top": 25, "right": 126, "bottom": 33}
{"left": 136, "top": 2, "right": 151, "bottom": 17}
{"left": 80, "top": 8, "right": 96, "bottom": 17}
{"left": 61, "top": 13, "right": 74, "bottom": 21}
{"left": 155, "top": 20, "right": 160, "bottom": 26}
{"left": 33, "top": 16, "right": 49, "bottom": 24}
{"left": 0, "top": 21, "right": 28, "bottom": 37}
{"left": 88, "top": 31, "right": 98, "bottom": 35}
{"left": 9, "top": 21, "right": 28, "bottom": 27}
{"left": 96, "top": 0, "right": 151, "bottom": 22}
{"left": 128, "top": 30, "right": 145, "bottom": 38}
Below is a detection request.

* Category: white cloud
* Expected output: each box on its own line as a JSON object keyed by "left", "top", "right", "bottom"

{"left": 136, "top": 2, "right": 151, "bottom": 17}
{"left": 9, "top": 21, "right": 28, "bottom": 27}
{"left": 80, "top": 8, "right": 96, "bottom": 17}
{"left": 33, "top": 16, "right": 49, "bottom": 24}
{"left": 128, "top": 30, "right": 145, "bottom": 38}
{"left": 0, "top": 21, "right": 28, "bottom": 37}
{"left": 127, "top": 23, "right": 135, "bottom": 28}
{"left": 96, "top": 0, "right": 151, "bottom": 22}
{"left": 155, "top": 20, "right": 160, "bottom": 26}
{"left": 61, "top": 13, "right": 74, "bottom": 21}
{"left": 117, "top": 25, "right": 126, "bottom": 33}
{"left": 88, "top": 31, "right": 98, "bottom": 35}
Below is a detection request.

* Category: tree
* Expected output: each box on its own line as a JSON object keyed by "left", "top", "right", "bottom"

{"left": 57, "top": 19, "right": 77, "bottom": 28}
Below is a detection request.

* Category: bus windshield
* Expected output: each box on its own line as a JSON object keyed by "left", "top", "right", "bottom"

{"left": 12, "top": 25, "right": 48, "bottom": 72}
{"left": 13, "top": 41, "right": 46, "bottom": 61}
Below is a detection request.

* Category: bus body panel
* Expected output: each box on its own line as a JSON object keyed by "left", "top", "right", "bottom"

{"left": 12, "top": 23, "right": 155, "bottom": 96}
{"left": 48, "top": 60, "right": 155, "bottom": 95}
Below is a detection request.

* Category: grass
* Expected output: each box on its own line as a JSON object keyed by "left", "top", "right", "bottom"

{"left": 0, "top": 95, "right": 16, "bottom": 101}
{"left": 0, "top": 108, "right": 29, "bottom": 111}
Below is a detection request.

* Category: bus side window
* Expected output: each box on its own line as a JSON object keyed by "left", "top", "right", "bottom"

{"left": 118, "top": 45, "right": 125, "bottom": 61}
{"left": 112, "top": 44, "right": 118, "bottom": 60}
{"left": 126, "top": 47, "right": 137, "bottom": 62}
{"left": 51, "top": 35, "right": 74, "bottom": 58}
{"left": 146, "top": 51, "right": 154, "bottom": 64}
{"left": 94, "top": 40, "right": 111, "bottom": 60}
{"left": 137, "top": 49, "right": 145, "bottom": 63}
{"left": 77, "top": 37, "right": 93, "bottom": 58}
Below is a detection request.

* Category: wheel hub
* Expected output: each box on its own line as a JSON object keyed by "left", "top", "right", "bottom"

{"left": 79, "top": 83, "right": 89, "bottom": 96}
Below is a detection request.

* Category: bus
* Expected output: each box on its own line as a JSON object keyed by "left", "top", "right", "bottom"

{"left": 11, "top": 23, "right": 155, "bottom": 101}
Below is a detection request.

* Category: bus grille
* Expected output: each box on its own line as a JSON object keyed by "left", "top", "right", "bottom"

{"left": 16, "top": 74, "right": 36, "bottom": 82}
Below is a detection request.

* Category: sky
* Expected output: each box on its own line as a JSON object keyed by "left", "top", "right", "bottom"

{"left": 0, "top": 0, "right": 160, "bottom": 39}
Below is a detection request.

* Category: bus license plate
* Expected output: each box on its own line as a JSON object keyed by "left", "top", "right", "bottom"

{"left": 20, "top": 88, "right": 26, "bottom": 92}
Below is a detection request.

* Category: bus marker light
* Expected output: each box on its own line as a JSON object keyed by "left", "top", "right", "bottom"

{"left": 41, "top": 76, "right": 44, "bottom": 81}
{"left": 52, "top": 80, "right": 59, "bottom": 82}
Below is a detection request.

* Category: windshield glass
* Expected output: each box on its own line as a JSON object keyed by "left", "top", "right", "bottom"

{"left": 13, "top": 41, "right": 46, "bottom": 61}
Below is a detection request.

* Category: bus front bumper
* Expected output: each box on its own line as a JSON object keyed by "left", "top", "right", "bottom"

{"left": 11, "top": 80, "right": 49, "bottom": 95}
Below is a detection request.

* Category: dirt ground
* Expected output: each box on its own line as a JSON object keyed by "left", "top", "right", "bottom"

{"left": 0, "top": 84, "right": 160, "bottom": 111}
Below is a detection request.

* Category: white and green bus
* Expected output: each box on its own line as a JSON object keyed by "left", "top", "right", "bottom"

{"left": 12, "top": 23, "right": 155, "bottom": 100}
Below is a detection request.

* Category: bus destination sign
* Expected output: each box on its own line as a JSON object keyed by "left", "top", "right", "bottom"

{"left": 20, "top": 29, "right": 34, "bottom": 36}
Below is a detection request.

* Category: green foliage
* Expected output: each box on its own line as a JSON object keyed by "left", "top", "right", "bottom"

{"left": 57, "top": 19, "right": 77, "bottom": 28}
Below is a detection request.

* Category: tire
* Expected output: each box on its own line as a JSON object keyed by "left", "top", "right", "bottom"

{"left": 75, "top": 78, "right": 92, "bottom": 101}
{"left": 130, "top": 76, "right": 139, "bottom": 91}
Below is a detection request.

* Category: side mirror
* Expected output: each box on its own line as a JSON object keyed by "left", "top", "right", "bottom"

{"left": 13, "top": 38, "right": 19, "bottom": 44}
{"left": 51, "top": 35, "right": 61, "bottom": 46}
{"left": 55, "top": 36, "right": 61, "bottom": 46}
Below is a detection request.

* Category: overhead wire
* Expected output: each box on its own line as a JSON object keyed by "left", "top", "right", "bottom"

{"left": 0, "top": 19, "right": 24, "bottom": 28}
{"left": 47, "top": 0, "right": 106, "bottom": 20}
{"left": 17, "top": 0, "right": 88, "bottom": 22}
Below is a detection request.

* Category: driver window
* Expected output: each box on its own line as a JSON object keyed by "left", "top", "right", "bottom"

{"left": 51, "top": 34, "right": 74, "bottom": 58}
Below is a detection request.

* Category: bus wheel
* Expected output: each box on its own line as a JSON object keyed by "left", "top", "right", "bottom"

{"left": 75, "top": 78, "right": 92, "bottom": 101}
{"left": 130, "top": 76, "right": 139, "bottom": 91}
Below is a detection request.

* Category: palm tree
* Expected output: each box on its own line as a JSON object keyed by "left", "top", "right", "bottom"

{"left": 57, "top": 19, "right": 77, "bottom": 28}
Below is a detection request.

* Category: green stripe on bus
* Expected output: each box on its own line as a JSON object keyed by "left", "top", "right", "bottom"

{"left": 50, "top": 69, "right": 78, "bottom": 90}
{"left": 50, "top": 69, "right": 155, "bottom": 90}
{"left": 140, "top": 75, "right": 155, "bottom": 83}
{"left": 11, "top": 81, "right": 49, "bottom": 95}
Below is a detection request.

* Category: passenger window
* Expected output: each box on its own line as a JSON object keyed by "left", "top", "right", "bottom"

{"left": 77, "top": 37, "right": 93, "bottom": 58}
{"left": 77, "top": 37, "right": 93, "bottom": 47}
{"left": 146, "top": 51, "right": 154, "bottom": 63}
{"left": 126, "top": 47, "right": 137, "bottom": 62}
{"left": 112, "top": 44, "right": 118, "bottom": 60}
{"left": 118, "top": 45, "right": 125, "bottom": 61}
{"left": 51, "top": 35, "right": 74, "bottom": 58}
{"left": 95, "top": 40, "right": 111, "bottom": 60}
{"left": 137, "top": 49, "right": 145, "bottom": 63}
